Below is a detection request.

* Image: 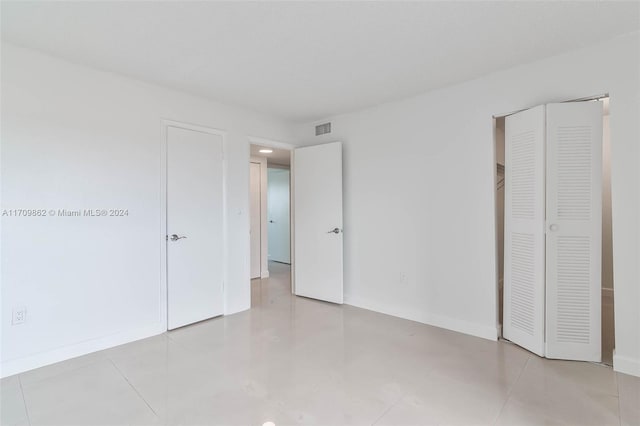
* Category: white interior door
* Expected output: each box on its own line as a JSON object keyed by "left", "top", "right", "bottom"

{"left": 267, "top": 168, "right": 291, "bottom": 264}
{"left": 545, "top": 101, "right": 602, "bottom": 361}
{"left": 167, "top": 126, "right": 224, "bottom": 330}
{"left": 503, "top": 105, "right": 546, "bottom": 356}
{"left": 250, "top": 162, "right": 261, "bottom": 278}
{"left": 293, "top": 142, "right": 343, "bottom": 304}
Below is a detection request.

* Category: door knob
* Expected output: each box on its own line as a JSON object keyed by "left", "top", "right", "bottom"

{"left": 169, "top": 234, "right": 187, "bottom": 241}
{"left": 327, "top": 227, "right": 342, "bottom": 234}
{"left": 549, "top": 224, "right": 558, "bottom": 232}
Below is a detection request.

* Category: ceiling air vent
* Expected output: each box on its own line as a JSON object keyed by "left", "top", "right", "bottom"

{"left": 315, "top": 122, "right": 331, "bottom": 136}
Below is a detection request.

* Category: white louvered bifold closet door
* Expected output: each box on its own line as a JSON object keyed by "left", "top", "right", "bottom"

{"left": 545, "top": 102, "right": 602, "bottom": 362}
{"left": 503, "top": 105, "right": 546, "bottom": 357}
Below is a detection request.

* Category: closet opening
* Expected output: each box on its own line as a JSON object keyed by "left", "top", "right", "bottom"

{"left": 494, "top": 96, "right": 614, "bottom": 365}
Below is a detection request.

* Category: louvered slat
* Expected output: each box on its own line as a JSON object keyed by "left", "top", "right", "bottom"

{"left": 510, "top": 233, "right": 535, "bottom": 335}
{"left": 556, "top": 236, "right": 591, "bottom": 343}
{"left": 557, "top": 126, "right": 592, "bottom": 221}
{"left": 511, "top": 130, "right": 536, "bottom": 219}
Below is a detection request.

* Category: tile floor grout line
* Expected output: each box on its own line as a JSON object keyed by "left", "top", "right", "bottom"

{"left": 166, "top": 332, "right": 203, "bottom": 357}
{"left": 17, "top": 374, "right": 32, "bottom": 426}
{"left": 491, "top": 353, "right": 532, "bottom": 426}
{"left": 370, "top": 390, "right": 408, "bottom": 426}
{"left": 108, "top": 358, "right": 159, "bottom": 418}
{"left": 17, "top": 356, "right": 106, "bottom": 389}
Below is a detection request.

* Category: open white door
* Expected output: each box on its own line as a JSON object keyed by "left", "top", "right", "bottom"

{"left": 545, "top": 102, "right": 602, "bottom": 361}
{"left": 167, "top": 126, "right": 224, "bottom": 330}
{"left": 503, "top": 105, "right": 546, "bottom": 357}
{"left": 293, "top": 142, "right": 343, "bottom": 304}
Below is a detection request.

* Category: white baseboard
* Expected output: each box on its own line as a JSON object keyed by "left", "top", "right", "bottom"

{"left": 613, "top": 352, "right": 640, "bottom": 377}
{"left": 224, "top": 304, "right": 250, "bottom": 316}
{"left": 261, "top": 271, "right": 270, "bottom": 278}
{"left": 1, "top": 322, "right": 164, "bottom": 378}
{"left": 344, "top": 294, "right": 498, "bottom": 341}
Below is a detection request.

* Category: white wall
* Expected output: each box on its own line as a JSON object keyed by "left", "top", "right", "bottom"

{"left": 294, "top": 32, "right": 640, "bottom": 376}
{"left": 1, "top": 43, "right": 295, "bottom": 376}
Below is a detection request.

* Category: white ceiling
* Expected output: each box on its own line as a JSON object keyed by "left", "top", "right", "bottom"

{"left": 250, "top": 144, "right": 290, "bottom": 166}
{"left": 2, "top": 2, "right": 638, "bottom": 122}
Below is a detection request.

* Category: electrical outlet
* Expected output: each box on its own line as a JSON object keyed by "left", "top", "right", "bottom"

{"left": 12, "top": 307, "right": 26, "bottom": 325}
{"left": 400, "top": 272, "right": 408, "bottom": 285}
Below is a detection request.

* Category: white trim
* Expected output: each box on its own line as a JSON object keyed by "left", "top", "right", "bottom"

{"left": 290, "top": 150, "right": 296, "bottom": 294}
{"left": 492, "top": 116, "right": 501, "bottom": 333}
{"left": 613, "top": 352, "right": 640, "bottom": 377}
{"left": 267, "top": 163, "right": 290, "bottom": 170}
{"left": 248, "top": 136, "right": 296, "bottom": 151}
{"left": 160, "top": 123, "right": 168, "bottom": 330}
{"left": 344, "top": 294, "right": 499, "bottom": 341}
{"left": 250, "top": 156, "right": 269, "bottom": 279}
{"left": 0, "top": 323, "right": 164, "bottom": 378}
{"left": 492, "top": 94, "right": 609, "bottom": 119}
{"left": 163, "top": 119, "right": 229, "bottom": 138}
{"left": 160, "top": 119, "right": 228, "bottom": 328}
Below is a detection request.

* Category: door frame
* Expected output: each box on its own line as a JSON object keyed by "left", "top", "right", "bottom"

{"left": 249, "top": 156, "right": 268, "bottom": 278}
{"left": 161, "top": 119, "right": 228, "bottom": 331}
{"left": 492, "top": 93, "right": 609, "bottom": 340}
{"left": 248, "top": 136, "right": 296, "bottom": 293}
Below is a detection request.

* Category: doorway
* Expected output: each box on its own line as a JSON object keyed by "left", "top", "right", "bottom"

{"left": 249, "top": 142, "right": 292, "bottom": 304}
{"left": 267, "top": 167, "right": 291, "bottom": 264}
{"left": 494, "top": 96, "right": 615, "bottom": 364}
{"left": 248, "top": 139, "right": 345, "bottom": 307}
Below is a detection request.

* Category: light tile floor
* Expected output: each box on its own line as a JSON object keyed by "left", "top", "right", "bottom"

{"left": 2, "top": 261, "right": 639, "bottom": 425}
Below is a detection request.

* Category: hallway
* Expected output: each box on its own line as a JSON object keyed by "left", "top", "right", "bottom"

{"left": 251, "top": 261, "right": 292, "bottom": 309}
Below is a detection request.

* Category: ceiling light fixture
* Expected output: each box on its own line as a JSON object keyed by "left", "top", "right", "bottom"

{"left": 259, "top": 149, "right": 273, "bottom": 154}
